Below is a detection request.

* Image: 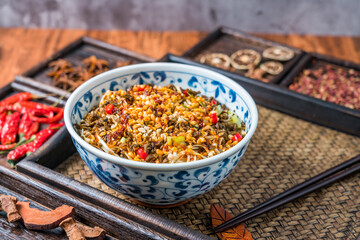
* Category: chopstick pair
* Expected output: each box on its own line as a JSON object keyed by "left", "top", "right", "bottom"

{"left": 213, "top": 154, "right": 360, "bottom": 232}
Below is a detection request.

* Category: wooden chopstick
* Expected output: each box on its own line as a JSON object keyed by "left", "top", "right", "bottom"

{"left": 214, "top": 154, "right": 360, "bottom": 232}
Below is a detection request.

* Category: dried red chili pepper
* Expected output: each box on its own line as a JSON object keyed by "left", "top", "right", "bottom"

{"left": 105, "top": 104, "right": 114, "bottom": 114}
{"left": 1, "top": 112, "right": 21, "bottom": 145}
{"left": 18, "top": 114, "right": 39, "bottom": 141}
{"left": 232, "top": 133, "right": 243, "bottom": 142}
{"left": 0, "top": 92, "right": 36, "bottom": 114}
{"left": 136, "top": 148, "right": 148, "bottom": 160}
{"left": 29, "top": 108, "right": 63, "bottom": 123}
{"left": 8, "top": 101, "right": 61, "bottom": 114}
{"left": 49, "top": 122, "right": 65, "bottom": 130}
{"left": 27, "top": 122, "right": 39, "bottom": 140}
{"left": 7, "top": 123, "right": 64, "bottom": 166}
{"left": 0, "top": 112, "right": 6, "bottom": 132}
{"left": 7, "top": 143, "right": 29, "bottom": 166}
{"left": 210, "top": 112, "right": 218, "bottom": 124}
{"left": 29, "top": 108, "right": 54, "bottom": 118}
{"left": 7, "top": 101, "right": 63, "bottom": 123}
{"left": 0, "top": 143, "right": 16, "bottom": 151}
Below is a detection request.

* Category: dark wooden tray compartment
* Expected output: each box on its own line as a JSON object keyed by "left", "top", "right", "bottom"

{"left": 0, "top": 82, "right": 69, "bottom": 170}
{"left": 159, "top": 54, "right": 360, "bottom": 137}
{"left": 15, "top": 36, "right": 155, "bottom": 98}
{"left": 0, "top": 165, "right": 174, "bottom": 240}
{"left": 182, "top": 26, "right": 304, "bottom": 84}
{"left": 0, "top": 180, "right": 65, "bottom": 239}
{"left": 281, "top": 52, "right": 360, "bottom": 87}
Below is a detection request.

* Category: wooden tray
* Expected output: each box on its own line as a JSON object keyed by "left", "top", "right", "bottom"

{"left": 0, "top": 165, "right": 182, "bottom": 239}
{"left": 158, "top": 54, "right": 360, "bottom": 137}
{"left": 182, "top": 26, "right": 304, "bottom": 83}
{"left": 15, "top": 36, "right": 155, "bottom": 98}
{"left": 15, "top": 144, "right": 212, "bottom": 239}
{"left": 0, "top": 82, "right": 69, "bottom": 170}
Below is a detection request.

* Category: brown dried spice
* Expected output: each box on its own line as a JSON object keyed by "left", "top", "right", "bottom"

{"left": 0, "top": 194, "right": 21, "bottom": 223}
{"left": 210, "top": 204, "right": 253, "bottom": 240}
{"left": 47, "top": 55, "right": 125, "bottom": 91}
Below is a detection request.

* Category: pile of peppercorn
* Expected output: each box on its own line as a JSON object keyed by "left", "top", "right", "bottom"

{"left": 0, "top": 92, "right": 64, "bottom": 167}
{"left": 289, "top": 62, "right": 360, "bottom": 110}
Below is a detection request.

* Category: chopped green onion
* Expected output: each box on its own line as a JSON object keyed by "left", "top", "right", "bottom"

{"left": 228, "top": 110, "right": 242, "bottom": 127}
{"left": 231, "top": 114, "right": 241, "bottom": 127}
{"left": 172, "top": 136, "right": 185, "bottom": 145}
{"left": 120, "top": 137, "right": 126, "bottom": 143}
{"left": 215, "top": 105, "right": 223, "bottom": 116}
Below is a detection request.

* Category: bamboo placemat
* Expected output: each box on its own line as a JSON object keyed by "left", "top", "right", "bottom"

{"left": 56, "top": 105, "right": 360, "bottom": 239}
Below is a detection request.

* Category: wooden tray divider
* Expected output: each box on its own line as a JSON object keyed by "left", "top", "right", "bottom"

{"left": 16, "top": 160, "right": 213, "bottom": 240}
{"left": 0, "top": 165, "right": 170, "bottom": 240}
{"left": 14, "top": 75, "right": 72, "bottom": 100}
{"left": 10, "top": 81, "right": 68, "bottom": 106}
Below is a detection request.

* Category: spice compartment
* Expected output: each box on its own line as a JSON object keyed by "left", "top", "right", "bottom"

{"left": 280, "top": 52, "right": 360, "bottom": 110}
{"left": 15, "top": 36, "right": 155, "bottom": 97}
{"left": 158, "top": 54, "right": 360, "bottom": 137}
{"left": 0, "top": 82, "right": 71, "bottom": 169}
{"left": 182, "top": 26, "right": 304, "bottom": 84}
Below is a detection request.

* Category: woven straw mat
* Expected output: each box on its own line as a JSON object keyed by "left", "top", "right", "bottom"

{"left": 56, "top": 105, "right": 360, "bottom": 240}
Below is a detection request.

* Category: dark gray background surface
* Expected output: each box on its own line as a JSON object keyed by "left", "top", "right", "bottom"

{"left": 0, "top": 0, "right": 357, "bottom": 35}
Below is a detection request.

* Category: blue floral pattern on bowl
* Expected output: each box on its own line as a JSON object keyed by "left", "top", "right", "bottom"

{"left": 73, "top": 138, "right": 248, "bottom": 204}
{"left": 66, "top": 65, "right": 257, "bottom": 205}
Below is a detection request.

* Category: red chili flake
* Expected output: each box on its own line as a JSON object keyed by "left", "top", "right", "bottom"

{"left": 105, "top": 104, "right": 114, "bottom": 114}
{"left": 182, "top": 90, "right": 189, "bottom": 97}
{"left": 210, "top": 100, "right": 216, "bottom": 106}
{"left": 137, "top": 85, "right": 145, "bottom": 91}
{"left": 232, "top": 133, "right": 243, "bottom": 142}
{"left": 210, "top": 112, "right": 218, "bottom": 124}
{"left": 136, "top": 148, "right": 148, "bottom": 160}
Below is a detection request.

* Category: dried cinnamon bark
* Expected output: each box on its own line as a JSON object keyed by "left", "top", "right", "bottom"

{"left": 60, "top": 217, "right": 106, "bottom": 240}
{"left": 16, "top": 201, "right": 75, "bottom": 230}
{"left": 0, "top": 194, "right": 21, "bottom": 222}
{"left": 210, "top": 204, "right": 253, "bottom": 240}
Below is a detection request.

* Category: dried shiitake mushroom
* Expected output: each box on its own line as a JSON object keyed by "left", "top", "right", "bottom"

{"left": 230, "top": 49, "right": 261, "bottom": 70}
{"left": 263, "top": 46, "right": 294, "bottom": 61}
{"left": 200, "top": 53, "right": 231, "bottom": 70}
{"left": 260, "top": 61, "right": 283, "bottom": 75}
{"left": 245, "top": 64, "right": 268, "bottom": 82}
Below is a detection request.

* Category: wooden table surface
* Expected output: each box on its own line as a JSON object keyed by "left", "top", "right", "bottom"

{"left": 1, "top": 28, "right": 360, "bottom": 88}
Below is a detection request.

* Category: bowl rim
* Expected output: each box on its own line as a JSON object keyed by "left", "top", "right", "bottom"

{"left": 64, "top": 62, "right": 258, "bottom": 171}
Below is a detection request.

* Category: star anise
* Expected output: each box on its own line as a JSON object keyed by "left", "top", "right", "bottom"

{"left": 82, "top": 55, "right": 109, "bottom": 74}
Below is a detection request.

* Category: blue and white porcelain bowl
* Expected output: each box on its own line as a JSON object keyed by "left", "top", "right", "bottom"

{"left": 64, "top": 63, "right": 258, "bottom": 206}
